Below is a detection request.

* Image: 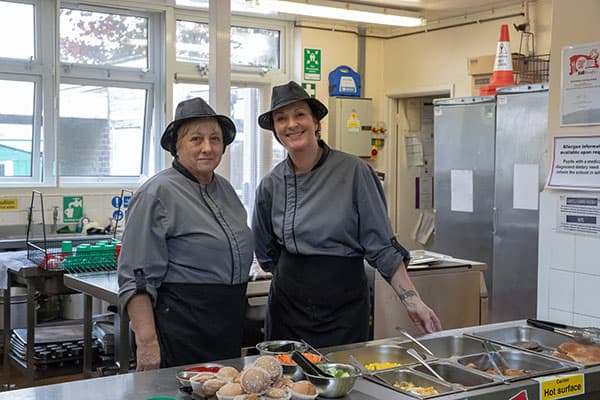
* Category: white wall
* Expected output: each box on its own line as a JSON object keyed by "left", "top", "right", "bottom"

{"left": 537, "top": 0, "right": 600, "bottom": 327}
{"left": 379, "top": 1, "right": 552, "bottom": 246}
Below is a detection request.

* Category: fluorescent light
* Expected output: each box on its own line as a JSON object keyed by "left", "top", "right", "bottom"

{"left": 260, "top": 0, "right": 423, "bottom": 27}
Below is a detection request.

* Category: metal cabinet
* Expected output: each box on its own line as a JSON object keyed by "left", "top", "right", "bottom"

{"left": 432, "top": 84, "right": 549, "bottom": 323}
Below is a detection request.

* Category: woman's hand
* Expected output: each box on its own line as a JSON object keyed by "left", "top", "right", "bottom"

{"left": 390, "top": 261, "right": 443, "bottom": 334}
{"left": 127, "top": 293, "right": 161, "bottom": 371}
{"left": 135, "top": 337, "right": 161, "bottom": 371}
{"left": 402, "top": 297, "right": 443, "bottom": 334}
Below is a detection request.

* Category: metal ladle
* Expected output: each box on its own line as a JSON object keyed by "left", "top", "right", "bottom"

{"left": 406, "top": 348, "right": 450, "bottom": 384}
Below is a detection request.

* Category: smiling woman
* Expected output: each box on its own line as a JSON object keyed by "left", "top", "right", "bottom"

{"left": 175, "top": 119, "right": 224, "bottom": 184}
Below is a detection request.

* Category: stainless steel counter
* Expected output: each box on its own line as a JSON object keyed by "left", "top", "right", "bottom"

{"left": 1, "top": 320, "right": 599, "bottom": 399}
{"left": 62, "top": 272, "right": 274, "bottom": 377}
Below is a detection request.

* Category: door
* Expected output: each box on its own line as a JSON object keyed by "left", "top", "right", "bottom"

{"left": 492, "top": 84, "right": 548, "bottom": 322}
{"left": 433, "top": 96, "right": 496, "bottom": 296}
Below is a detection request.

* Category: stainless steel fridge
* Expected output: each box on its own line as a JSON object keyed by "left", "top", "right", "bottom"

{"left": 432, "top": 83, "right": 549, "bottom": 322}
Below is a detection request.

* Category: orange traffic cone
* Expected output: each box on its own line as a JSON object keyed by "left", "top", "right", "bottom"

{"left": 480, "top": 24, "right": 516, "bottom": 96}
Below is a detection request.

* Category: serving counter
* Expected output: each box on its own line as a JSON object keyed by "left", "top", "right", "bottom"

{"left": 0, "top": 320, "right": 599, "bottom": 399}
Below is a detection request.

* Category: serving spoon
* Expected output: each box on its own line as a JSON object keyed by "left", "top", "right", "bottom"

{"left": 400, "top": 330, "right": 435, "bottom": 357}
{"left": 406, "top": 348, "right": 450, "bottom": 384}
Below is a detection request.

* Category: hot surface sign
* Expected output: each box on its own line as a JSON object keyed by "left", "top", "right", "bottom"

{"left": 536, "top": 374, "right": 584, "bottom": 400}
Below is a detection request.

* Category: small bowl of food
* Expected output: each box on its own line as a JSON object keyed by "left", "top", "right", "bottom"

{"left": 176, "top": 370, "right": 199, "bottom": 387}
{"left": 302, "top": 363, "right": 362, "bottom": 398}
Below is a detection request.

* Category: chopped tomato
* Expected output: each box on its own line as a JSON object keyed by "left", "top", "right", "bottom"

{"left": 276, "top": 353, "right": 322, "bottom": 366}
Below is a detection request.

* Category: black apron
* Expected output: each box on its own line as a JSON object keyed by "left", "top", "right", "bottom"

{"left": 154, "top": 282, "right": 247, "bottom": 368}
{"left": 265, "top": 249, "right": 369, "bottom": 348}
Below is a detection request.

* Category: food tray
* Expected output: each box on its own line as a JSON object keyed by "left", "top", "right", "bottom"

{"left": 456, "top": 349, "right": 576, "bottom": 382}
{"left": 372, "top": 368, "right": 457, "bottom": 398}
{"left": 326, "top": 344, "right": 431, "bottom": 371}
{"left": 411, "top": 361, "right": 501, "bottom": 389}
{"left": 466, "top": 325, "right": 600, "bottom": 366}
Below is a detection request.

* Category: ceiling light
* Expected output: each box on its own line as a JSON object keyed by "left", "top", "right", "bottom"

{"left": 260, "top": 0, "right": 424, "bottom": 27}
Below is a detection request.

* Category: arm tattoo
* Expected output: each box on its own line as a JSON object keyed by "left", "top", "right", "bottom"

{"left": 397, "top": 287, "right": 417, "bottom": 302}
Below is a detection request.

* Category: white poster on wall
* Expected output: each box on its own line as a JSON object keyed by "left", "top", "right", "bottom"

{"left": 546, "top": 135, "right": 600, "bottom": 190}
{"left": 561, "top": 42, "right": 600, "bottom": 126}
{"left": 557, "top": 195, "right": 600, "bottom": 237}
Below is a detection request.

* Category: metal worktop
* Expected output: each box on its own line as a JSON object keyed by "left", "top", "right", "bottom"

{"left": 1, "top": 320, "right": 599, "bottom": 399}
{"left": 62, "top": 271, "right": 275, "bottom": 377}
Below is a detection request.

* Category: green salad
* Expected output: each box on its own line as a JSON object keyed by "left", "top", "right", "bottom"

{"left": 320, "top": 366, "right": 351, "bottom": 378}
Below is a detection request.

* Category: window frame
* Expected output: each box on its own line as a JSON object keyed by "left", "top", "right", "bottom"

{"left": 58, "top": 2, "right": 165, "bottom": 187}
{"left": 0, "top": 0, "right": 166, "bottom": 188}
{"left": 174, "top": 11, "right": 292, "bottom": 80}
{"left": 0, "top": 0, "right": 55, "bottom": 187}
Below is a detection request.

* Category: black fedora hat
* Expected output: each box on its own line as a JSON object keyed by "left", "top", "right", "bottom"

{"left": 258, "top": 81, "right": 328, "bottom": 131}
{"left": 160, "top": 97, "right": 236, "bottom": 156}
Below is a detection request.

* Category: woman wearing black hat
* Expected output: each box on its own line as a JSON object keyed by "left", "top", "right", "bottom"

{"left": 118, "top": 98, "right": 253, "bottom": 370}
{"left": 252, "top": 82, "right": 441, "bottom": 348}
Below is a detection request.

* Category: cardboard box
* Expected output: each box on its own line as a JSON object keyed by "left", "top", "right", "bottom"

{"left": 467, "top": 55, "right": 496, "bottom": 75}
{"left": 471, "top": 74, "right": 492, "bottom": 96}
{"left": 467, "top": 53, "right": 524, "bottom": 75}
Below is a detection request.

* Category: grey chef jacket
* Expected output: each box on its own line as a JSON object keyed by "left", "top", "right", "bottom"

{"left": 252, "top": 140, "right": 409, "bottom": 281}
{"left": 118, "top": 166, "right": 254, "bottom": 308}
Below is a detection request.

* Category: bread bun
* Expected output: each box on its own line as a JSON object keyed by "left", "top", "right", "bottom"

{"left": 272, "top": 375, "right": 294, "bottom": 389}
{"left": 217, "top": 382, "right": 245, "bottom": 397}
{"left": 291, "top": 380, "right": 317, "bottom": 396}
{"left": 217, "top": 366, "right": 240, "bottom": 382}
{"left": 239, "top": 367, "right": 270, "bottom": 394}
{"left": 264, "top": 387, "right": 290, "bottom": 400}
{"left": 254, "top": 355, "right": 283, "bottom": 383}
{"left": 202, "top": 378, "right": 227, "bottom": 397}
{"left": 233, "top": 394, "right": 260, "bottom": 400}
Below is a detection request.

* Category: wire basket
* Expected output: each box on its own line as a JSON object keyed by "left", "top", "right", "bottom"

{"left": 513, "top": 53, "right": 550, "bottom": 84}
{"left": 26, "top": 191, "right": 121, "bottom": 273}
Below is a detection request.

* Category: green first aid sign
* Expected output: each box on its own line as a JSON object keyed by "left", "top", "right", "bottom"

{"left": 304, "top": 48, "right": 321, "bottom": 81}
{"left": 63, "top": 196, "right": 83, "bottom": 223}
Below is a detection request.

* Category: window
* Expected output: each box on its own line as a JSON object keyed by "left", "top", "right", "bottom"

{"left": 0, "top": 2, "right": 34, "bottom": 60}
{"left": 174, "top": 13, "right": 289, "bottom": 216}
{"left": 175, "top": 19, "right": 281, "bottom": 69}
{"left": 0, "top": 0, "right": 48, "bottom": 185}
{"left": 0, "top": 78, "right": 36, "bottom": 177}
{"left": 0, "top": 1, "right": 164, "bottom": 187}
{"left": 58, "top": 5, "right": 163, "bottom": 186}
{"left": 174, "top": 83, "right": 281, "bottom": 216}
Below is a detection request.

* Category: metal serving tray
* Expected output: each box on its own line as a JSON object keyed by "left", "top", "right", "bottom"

{"left": 396, "top": 335, "right": 501, "bottom": 358}
{"left": 412, "top": 361, "right": 501, "bottom": 389}
{"left": 326, "top": 345, "right": 429, "bottom": 370}
{"left": 372, "top": 368, "right": 457, "bottom": 398}
{"left": 456, "top": 349, "right": 577, "bottom": 381}
{"left": 466, "top": 325, "right": 600, "bottom": 366}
